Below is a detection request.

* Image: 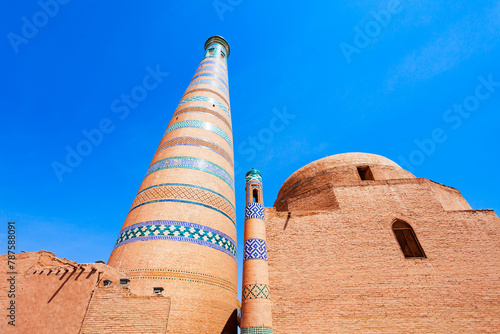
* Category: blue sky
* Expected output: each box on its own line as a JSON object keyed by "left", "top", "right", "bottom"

{"left": 1, "top": 0, "right": 499, "bottom": 290}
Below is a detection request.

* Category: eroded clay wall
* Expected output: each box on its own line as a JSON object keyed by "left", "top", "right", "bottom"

{"left": 0, "top": 251, "right": 121, "bottom": 334}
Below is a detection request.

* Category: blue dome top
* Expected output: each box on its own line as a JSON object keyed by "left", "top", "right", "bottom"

{"left": 246, "top": 168, "right": 262, "bottom": 183}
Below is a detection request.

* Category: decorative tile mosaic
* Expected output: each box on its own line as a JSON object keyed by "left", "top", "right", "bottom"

{"left": 204, "top": 43, "right": 221, "bottom": 55}
{"left": 246, "top": 174, "right": 262, "bottom": 183}
{"left": 173, "top": 106, "right": 231, "bottom": 130}
{"left": 122, "top": 268, "right": 236, "bottom": 294}
{"left": 243, "top": 284, "right": 270, "bottom": 300}
{"left": 164, "top": 120, "right": 233, "bottom": 148}
{"left": 206, "top": 42, "right": 228, "bottom": 55}
{"left": 199, "top": 59, "right": 228, "bottom": 73}
{"left": 145, "top": 156, "right": 234, "bottom": 191}
{"left": 178, "top": 95, "right": 230, "bottom": 118}
{"left": 156, "top": 136, "right": 233, "bottom": 166}
{"left": 192, "top": 72, "right": 228, "bottom": 88}
{"left": 244, "top": 238, "right": 268, "bottom": 261}
{"left": 245, "top": 203, "right": 265, "bottom": 220}
{"left": 241, "top": 327, "right": 273, "bottom": 334}
{"left": 197, "top": 64, "right": 227, "bottom": 80}
{"left": 129, "top": 183, "right": 236, "bottom": 225}
{"left": 114, "top": 220, "right": 237, "bottom": 260}
{"left": 195, "top": 65, "right": 228, "bottom": 78}
{"left": 183, "top": 87, "right": 230, "bottom": 107}
{"left": 188, "top": 79, "right": 229, "bottom": 97}
{"left": 203, "top": 50, "right": 227, "bottom": 65}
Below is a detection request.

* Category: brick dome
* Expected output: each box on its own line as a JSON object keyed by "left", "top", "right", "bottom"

{"left": 274, "top": 153, "right": 415, "bottom": 210}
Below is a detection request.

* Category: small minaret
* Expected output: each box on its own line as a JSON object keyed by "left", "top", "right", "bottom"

{"left": 241, "top": 168, "right": 273, "bottom": 334}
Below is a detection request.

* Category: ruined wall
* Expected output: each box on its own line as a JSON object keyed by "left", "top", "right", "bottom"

{"left": 0, "top": 251, "right": 63, "bottom": 330}
{"left": 0, "top": 251, "right": 121, "bottom": 334}
{"left": 266, "top": 179, "right": 500, "bottom": 333}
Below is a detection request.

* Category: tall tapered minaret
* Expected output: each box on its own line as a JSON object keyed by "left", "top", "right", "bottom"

{"left": 241, "top": 169, "right": 273, "bottom": 334}
{"left": 108, "top": 36, "right": 237, "bottom": 334}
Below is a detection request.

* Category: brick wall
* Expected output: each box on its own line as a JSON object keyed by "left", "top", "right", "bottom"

{"left": 80, "top": 286, "right": 171, "bottom": 334}
{"left": 266, "top": 178, "right": 500, "bottom": 333}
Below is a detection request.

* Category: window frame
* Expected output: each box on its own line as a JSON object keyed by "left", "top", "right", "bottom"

{"left": 392, "top": 220, "right": 426, "bottom": 258}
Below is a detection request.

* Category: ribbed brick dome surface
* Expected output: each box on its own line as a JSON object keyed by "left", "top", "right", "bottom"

{"left": 274, "top": 153, "right": 415, "bottom": 210}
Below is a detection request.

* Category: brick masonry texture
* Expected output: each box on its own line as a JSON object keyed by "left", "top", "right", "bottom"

{"left": 107, "top": 37, "right": 237, "bottom": 334}
{"left": 80, "top": 286, "right": 171, "bottom": 334}
{"left": 156, "top": 136, "right": 234, "bottom": 166}
{"left": 266, "top": 153, "right": 500, "bottom": 333}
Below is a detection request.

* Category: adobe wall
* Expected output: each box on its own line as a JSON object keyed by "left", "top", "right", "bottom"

{"left": 266, "top": 180, "right": 500, "bottom": 333}
{"left": 0, "top": 251, "right": 121, "bottom": 334}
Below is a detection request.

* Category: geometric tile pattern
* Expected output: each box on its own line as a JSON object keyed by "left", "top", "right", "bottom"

{"left": 206, "top": 42, "right": 227, "bottom": 55}
{"left": 164, "top": 120, "right": 233, "bottom": 148}
{"left": 182, "top": 87, "right": 229, "bottom": 107}
{"left": 244, "top": 238, "right": 268, "bottom": 261}
{"left": 188, "top": 79, "right": 229, "bottom": 97}
{"left": 145, "top": 156, "right": 234, "bottom": 191}
{"left": 173, "top": 106, "right": 232, "bottom": 130}
{"left": 129, "top": 183, "right": 236, "bottom": 226}
{"left": 199, "top": 57, "right": 227, "bottom": 68}
{"left": 114, "top": 220, "right": 237, "bottom": 260}
{"left": 156, "top": 136, "right": 233, "bottom": 166}
{"left": 195, "top": 65, "right": 227, "bottom": 78}
{"left": 178, "top": 95, "right": 230, "bottom": 118}
{"left": 245, "top": 203, "right": 265, "bottom": 220}
{"left": 197, "top": 51, "right": 227, "bottom": 65}
{"left": 122, "top": 268, "right": 237, "bottom": 294}
{"left": 193, "top": 73, "right": 229, "bottom": 88}
{"left": 204, "top": 45, "right": 227, "bottom": 65}
{"left": 241, "top": 327, "right": 273, "bottom": 334}
{"left": 243, "top": 284, "right": 270, "bottom": 300}
{"left": 199, "top": 59, "right": 227, "bottom": 74}
{"left": 192, "top": 72, "right": 228, "bottom": 88}
{"left": 246, "top": 173, "right": 262, "bottom": 183}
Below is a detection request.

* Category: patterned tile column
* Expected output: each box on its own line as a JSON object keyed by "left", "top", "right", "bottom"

{"left": 107, "top": 36, "right": 237, "bottom": 334}
{"left": 241, "top": 169, "right": 273, "bottom": 334}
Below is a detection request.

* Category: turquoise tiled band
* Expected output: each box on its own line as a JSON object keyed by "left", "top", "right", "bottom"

{"left": 241, "top": 327, "right": 273, "bottom": 334}
{"left": 164, "top": 120, "right": 233, "bottom": 148}
{"left": 178, "top": 95, "right": 230, "bottom": 118}
{"left": 188, "top": 79, "right": 229, "bottom": 97}
{"left": 195, "top": 65, "right": 227, "bottom": 78}
{"left": 145, "top": 156, "right": 234, "bottom": 191}
{"left": 192, "top": 72, "right": 228, "bottom": 88}
{"left": 114, "top": 220, "right": 236, "bottom": 260}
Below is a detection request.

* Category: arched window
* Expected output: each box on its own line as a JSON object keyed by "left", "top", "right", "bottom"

{"left": 252, "top": 189, "right": 259, "bottom": 203}
{"left": 392, "top": 220, "right": 425, "bottom": 258}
